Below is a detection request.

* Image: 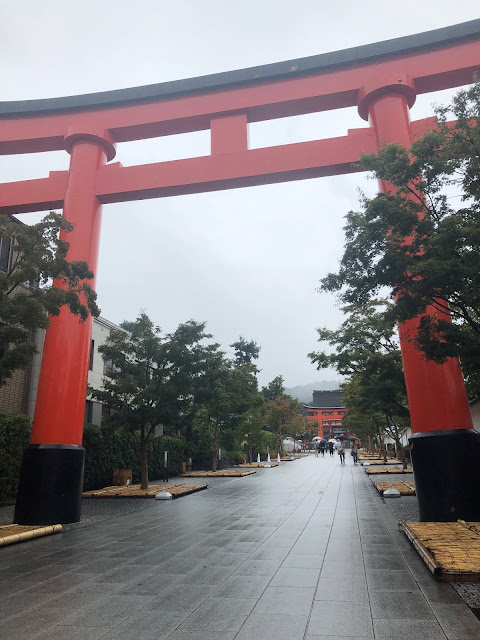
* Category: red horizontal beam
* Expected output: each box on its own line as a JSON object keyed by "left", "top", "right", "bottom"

{"left": 0, "top": 128, "right": 375, "bottom": 214}
{"left": 96, "top": 129, "right": 376, "bottom": 202}
{"left": 0, "top": 40, "right": 478, "bottom": 155}
{"left": 0, "top": 118, "right": 455, "bottom": 215}
{"left": 0, "top": 171, "right": 68, "bottom": 215}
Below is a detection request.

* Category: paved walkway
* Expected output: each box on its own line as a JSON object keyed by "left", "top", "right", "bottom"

{"left": 1, "top": 455, "right": 480, "bottom": 639}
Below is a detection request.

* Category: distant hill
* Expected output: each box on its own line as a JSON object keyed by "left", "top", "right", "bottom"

{"left": 286, "top": 380, "right": 342, "bottom": 404}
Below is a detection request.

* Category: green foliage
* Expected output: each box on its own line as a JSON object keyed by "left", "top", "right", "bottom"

{"left": 230, "top": 336, "right": 261, "bottom": 369}
{"left": 91, "top": 312, "right": 215, "bottom": 487}
{"left": 235, "top": 405, "right": 270, "bottom": 462}
{"left": 192, "top": 355, "right": 262, "bottom": 471}
{"left": 0, "top": 411, "right": 31, "bottom": 502}
{"left": 265, "top": 394, "right": 308, "bottom": 454}
{"left": 261, "top": 375, "right": 285, "bottom": 401}
{"left": 0, "top": 213, "right": 99, "bottom": 387}
{"left": 320, "top": 83, "right": 480, "bottom": 396}
{"left": 309, "top": 300, "right": 410, "bottom": 466}
{"left": 82, "top": 424, "right": 184, "bottom": 491}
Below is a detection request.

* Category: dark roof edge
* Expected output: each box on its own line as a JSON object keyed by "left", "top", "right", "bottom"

{"left": 1, "top": 19, "right": 480, "bottom": 118}
{"left": 304, "top": 405, "right": 345, "bottom": 409}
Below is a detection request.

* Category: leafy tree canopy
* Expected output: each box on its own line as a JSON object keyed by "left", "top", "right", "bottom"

{"left": 92, "top": 313, "right": 215, "bottom": 486}
{"left": 265, "top": 394, "right": 306, "bottom": 454}
{"left": 262, "top": 375, "right": 285, "bottom": 401}
{"left": 230, "top": 335, "right": 261, "bottom": 368}
{"left": 319, "top": 83, "right": 480, "bottom": 396}
{"left": 0, "top": 212, "right": 99, "bottom": 386}
{"left": 309, "top": 300, "right": 410, "bottom": 466}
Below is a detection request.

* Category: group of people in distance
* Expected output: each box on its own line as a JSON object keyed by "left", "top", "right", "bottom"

{"left": 313, "top": 438, "right": 359, "bottom": 464}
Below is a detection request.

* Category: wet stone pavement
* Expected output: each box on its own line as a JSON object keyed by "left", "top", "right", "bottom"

{"left": 1, "top": 455, "right": 480, "bottom": 639}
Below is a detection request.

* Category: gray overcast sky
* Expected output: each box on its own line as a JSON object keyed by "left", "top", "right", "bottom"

{"left": 0, "top": 1, "right": 478, "bottom": 387}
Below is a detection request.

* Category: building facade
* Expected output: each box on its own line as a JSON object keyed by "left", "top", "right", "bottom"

{"left": 85, "top": 316, "right": 124, "bottom": 426}
{"left": 304, "top": 390, "right": 346, "bottom": 439}
{"left": 0, "top": 313, "right": 121, "bottom": 425}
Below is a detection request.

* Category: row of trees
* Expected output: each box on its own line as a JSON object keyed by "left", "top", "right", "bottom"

{"left": 0, "top": 218, "right": 310, "bottom": 492}
{"left": 91, "top": 318, "right": 310, "bottom": 488}
{"left": 310, "top": 84, "right": 480, "bottom": 464}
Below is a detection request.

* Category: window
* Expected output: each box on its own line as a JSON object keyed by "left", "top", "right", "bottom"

{"left": 103, "top": 358, "right": 113, "bottom": 376}
{"left": 0, "top": 237, "right": 12, "bottom": 273}
{"left": 306, "top": 411, "right": 315, "bottom": 417}
{"left": 338, "top": 411, "right": 346, "bottom": 416}
{"left": 85, "top": 400, "right": 93, "bottom": 424}
{"left": 89, "top": 340, "right": 95, "bottom": 371}
{"left": 321, "top": 411, "right": 334, "bottom": 416}
{"left": 101, "top": 404, "right": 114, "bottom": 425}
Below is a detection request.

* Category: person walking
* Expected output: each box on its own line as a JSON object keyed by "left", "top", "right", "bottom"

{"left": 328, "top": 441, "right": 334, "bottom": 456}
{"left": 337, "top": 440, "right": 346, "bottom": 465}
{"left": 319, "top": 440, "right": 326, "bottom": 457}
{"left": 351, "top": 441, "right": 359, "bottom": 464}
{"left": 314, "top": 441, "right": 319, "bottom": 457}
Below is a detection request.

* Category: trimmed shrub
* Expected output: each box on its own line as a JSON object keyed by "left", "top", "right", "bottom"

{"left": 0, "top": 411, "right": 31, "bottom": 502}
{"left": 82, "top": 425, "right": 185, "bottom": 491}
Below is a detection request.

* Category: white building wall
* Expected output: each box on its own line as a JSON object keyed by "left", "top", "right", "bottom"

{"left": 26, "top": 316, "right": 122, "bottom": 426}
{"left": 86, "top": 317, "right": 124, "bottom": 426}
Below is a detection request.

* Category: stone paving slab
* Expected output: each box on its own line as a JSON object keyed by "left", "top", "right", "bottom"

{"left": 1, "top": 455, "right": 480, "bottom": 639}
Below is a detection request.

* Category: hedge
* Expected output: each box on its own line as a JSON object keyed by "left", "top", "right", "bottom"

{"left": 82, "top": 424, "right": 185, "bottom": 491}
{"left": 0, "top": 410, "right": 31, "bottom": 503}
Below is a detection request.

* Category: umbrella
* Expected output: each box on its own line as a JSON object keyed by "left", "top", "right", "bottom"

{"left": 328, "top": 438, "right": 337, "bottom": 443}
{"left": 312, "top": 436, "right": 322, "bottom": 441}
{"left": 319, "top": 438, "right": 328, "bottom": 444}
{"left": 347, "top": 436, "right": 359, "bottom": 442}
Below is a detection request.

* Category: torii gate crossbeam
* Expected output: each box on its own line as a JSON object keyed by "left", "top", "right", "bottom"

{"left": 2, "top": 19, "right": 480, "bottom": 524}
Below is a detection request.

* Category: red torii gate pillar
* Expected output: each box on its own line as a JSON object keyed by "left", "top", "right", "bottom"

{"left": 14, "top": 131, "right": 115, "bottom": 525}
{"left": 359, "top": 78, "right": 480, "bottom": 522}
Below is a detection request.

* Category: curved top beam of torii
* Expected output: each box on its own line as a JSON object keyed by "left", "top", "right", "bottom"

{"left": 1, "top": 18, "right": 480, "bottom": 118}
{"left": 0, "top": 19, "right": 480, "bottom": 215}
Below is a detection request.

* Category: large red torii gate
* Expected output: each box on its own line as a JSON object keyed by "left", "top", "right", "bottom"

{"left": 2, "top": 19, "right": 480, "bottom": 524}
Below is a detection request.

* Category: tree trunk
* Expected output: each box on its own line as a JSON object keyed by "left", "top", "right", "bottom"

{"left": 379, "top": 428, "right": 387, "bottom": 463}
{"left": 275, "top": 433, "right": 282, "bottom": 456}
{"left": 140, "top": 440, "right": 149, "bottom": 490}
{"left": 393, "top": 432, "right": 408, "bottom": 469}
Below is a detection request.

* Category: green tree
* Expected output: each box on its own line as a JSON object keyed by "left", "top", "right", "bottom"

{"left": 92, "top": 313, "right": 214, "bottom": 488}
{"left": 0, "top": 213, "right": 99, "bottom": 386}
{"left": 309, "top": 300, "right": 410, "bottom": 467}
{"left": 262, "top": 375, "right": 285, "bottom": 401}
{"left": 193, "top": 353, "right": 261, "bottom": 470}
{"left": 320, "top": 83, "right": 480, "bottom": 396}
{"left": 265, "top": 394, "right": 305, "bottom": 455}
{"left": 230, "top": 335, "right": 261, "bottom": 367}
{"left": 235, "top": 402, "right": 269, "bottom": 463}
